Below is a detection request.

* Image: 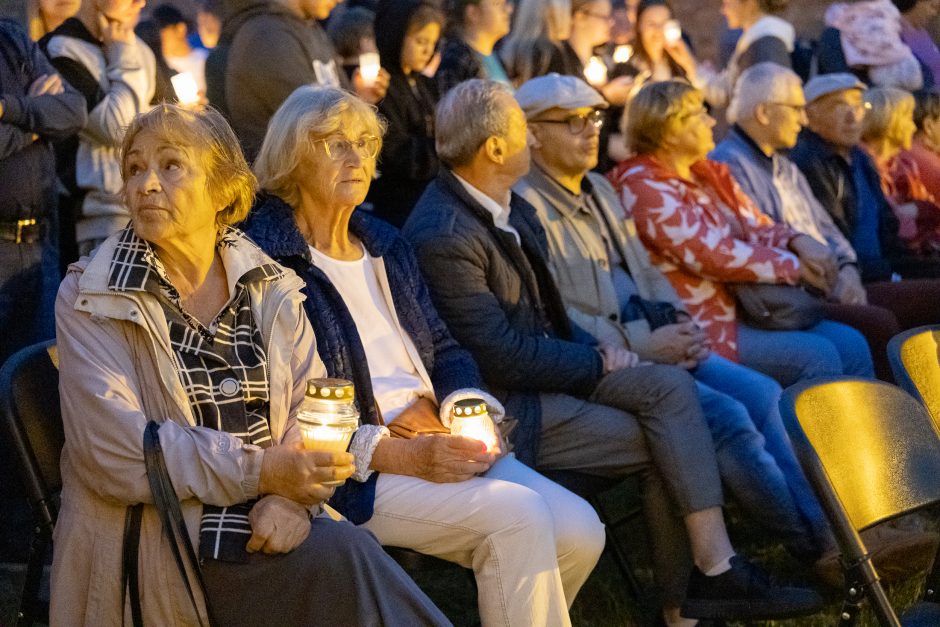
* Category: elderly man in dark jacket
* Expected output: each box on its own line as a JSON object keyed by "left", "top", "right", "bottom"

{"left": 403, "top": 78, "right": 823, "bottom": 625}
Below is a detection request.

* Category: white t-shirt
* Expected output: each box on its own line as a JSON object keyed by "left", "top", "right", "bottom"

{"left": 309, "top": 244, "right": 432, "bottom": 422}
{"left": 166, "top": 48, "right": 209, "bottom": 94}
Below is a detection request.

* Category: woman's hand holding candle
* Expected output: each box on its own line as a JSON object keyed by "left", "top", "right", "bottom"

{"left": 259, "top": 442, "right": 356, "bottom": 506}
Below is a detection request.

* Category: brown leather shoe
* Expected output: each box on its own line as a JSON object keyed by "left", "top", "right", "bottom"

{"left": 813, "top": 525, "right": 938, "bottom": 588}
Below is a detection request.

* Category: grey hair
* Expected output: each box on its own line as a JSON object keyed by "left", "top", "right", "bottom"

{"left": 727, "top": 62, "right": 802, "bottom": 124}
{"left": 435, "top": 79, "right": 514, "bottom": 168}
{"left": 253, "top": 85, "right": 386, "bottom": 209}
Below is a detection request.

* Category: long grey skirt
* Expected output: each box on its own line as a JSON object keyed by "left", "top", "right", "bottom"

{"left": 202, "top": 516, "right": 451, "bottom": 626}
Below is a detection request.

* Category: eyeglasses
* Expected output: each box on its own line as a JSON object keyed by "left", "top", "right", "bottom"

{"left": 317, "top": 135, "right": 380, "bottom": 161}
{"left": 579, "top": 9, "right": 613, "bottom": 21}
{"left": 532, "top": 109, "right": 606, "bottom": 134}
{"left": 677, "top": 106, "right": 710, "bottom": 121}
{"left": 768, "top": 101, "right": 806, "bottom": 116}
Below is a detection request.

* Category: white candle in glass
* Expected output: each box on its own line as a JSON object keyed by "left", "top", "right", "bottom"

{"left": 171, "top": 72, "right": 200, "bottom": 107}
{"left": 583, "top": 56, "right": 608, "bottom": 87}
{"left": 359, "top": 52, "right": 381, "bottom": 87}
{"left": 663, "top": 19, "right": 682, "bottom": 45}
{"left": 613, "top": 44, "right": 634, "bottom": 64}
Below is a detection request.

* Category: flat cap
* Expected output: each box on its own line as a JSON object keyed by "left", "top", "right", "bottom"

{"left": 804, "top": 73, "right": 867, "bottom": 104}
{"left": 515, "top": 73, "right": 609, "bottom": 119}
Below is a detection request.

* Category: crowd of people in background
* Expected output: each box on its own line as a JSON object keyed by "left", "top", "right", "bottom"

{"left": 4, "top": 0, "right": 940, "bottom": 625}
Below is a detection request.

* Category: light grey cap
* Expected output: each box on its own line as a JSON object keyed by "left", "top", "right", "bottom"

{"left": 514, "top": 72, "right": 609, "bottom": 119}
{"left": 803, "top": 73, "right": 868, "bottom": 104}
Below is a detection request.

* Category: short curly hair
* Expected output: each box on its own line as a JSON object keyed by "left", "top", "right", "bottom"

{"left": 121, "top": 104, "right": 257, "bottom": 227}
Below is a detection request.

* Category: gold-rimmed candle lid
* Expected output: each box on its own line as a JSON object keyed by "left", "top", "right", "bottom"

{"left": 306, "top": 378, "right": 355, "bottom": 401}
{"left": 453, "top": 398, "right": 488, "bottom": 417}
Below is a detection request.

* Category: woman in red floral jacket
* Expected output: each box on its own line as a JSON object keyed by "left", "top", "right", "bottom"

{"left": 609, "top": 80, "right": 874, "bottom": 386}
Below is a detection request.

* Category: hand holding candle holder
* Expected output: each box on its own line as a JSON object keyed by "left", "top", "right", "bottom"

{"left": 450, "top": 398, "right": 499, "bottom": 453}
{"left": 296, "top": 378, "right": 360, "bottom": 486}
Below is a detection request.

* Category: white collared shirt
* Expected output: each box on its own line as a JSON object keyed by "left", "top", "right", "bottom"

{"left": 453, "top": 173, "right": 521, "bottom": 245}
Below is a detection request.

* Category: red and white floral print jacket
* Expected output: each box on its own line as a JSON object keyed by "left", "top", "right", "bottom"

{"left": 609, "top": 155, "right": 801, "bottom": 360}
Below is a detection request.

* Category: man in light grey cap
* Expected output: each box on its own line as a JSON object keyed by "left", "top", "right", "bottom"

{"left": 790, "top": 72, "right": 940, "bottom": 282}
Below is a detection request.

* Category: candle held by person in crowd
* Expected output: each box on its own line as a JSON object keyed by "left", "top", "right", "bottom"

{"left": 613, "top": 44, "right": 634, "bottom": 64}
{"left": 297, "top": 378, "right": 360, "bottom": 484}
{"left": 663, "top": 19, "right": 682, "bottom": 45}
{"left": 359, "top": 52, "right": 381, "bottom": 87}
{"left": 450, "top": 399, "right": 498, "bottom": 452}
{"left": 170, "top": 72, "right": 200, "bottom": 107}
{"left": 584, "top": 56, "right": 609, "bottom": 87}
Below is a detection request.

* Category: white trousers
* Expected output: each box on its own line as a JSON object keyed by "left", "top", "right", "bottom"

{"left": 361, "top": 455, "right": 606, "bottom": 627}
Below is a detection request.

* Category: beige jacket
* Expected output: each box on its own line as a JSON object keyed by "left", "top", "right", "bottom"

{"left": 51, "top": 229, "right": 323, "bottom": 626}
{"left": 514, "top": 169, "right": 685, "bottom": 357}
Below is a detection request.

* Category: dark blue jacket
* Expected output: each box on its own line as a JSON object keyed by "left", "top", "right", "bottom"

{"left": 243, "top": 193, "right": 483, "bottom": 523}
{"left": 402, "top": 169, "right": 604, "bottom": 466}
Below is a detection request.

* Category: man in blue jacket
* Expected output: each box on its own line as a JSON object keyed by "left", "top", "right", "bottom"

{"left": 403, "top": 78, "right": 823, "bottom": 625}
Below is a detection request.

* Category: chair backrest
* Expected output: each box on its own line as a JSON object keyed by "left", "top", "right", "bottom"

{"left": 888, "top": 325, "right": 940, "bottom": 425}
{"left": 0, "top": 341, "right": 63, "bottom": 530}
{"left": 780, "top": 378, "right": 940, "bottom": 532}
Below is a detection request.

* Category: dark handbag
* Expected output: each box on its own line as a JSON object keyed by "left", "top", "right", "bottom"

{"left": 730, "top": 283, "right": 825, "bottom": 331}
{"left": 122, "top": 422, "right": 216, "bottom": 627}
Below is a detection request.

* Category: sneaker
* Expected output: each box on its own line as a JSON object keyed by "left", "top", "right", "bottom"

{"left": 681, "top": 555, "right": 824, "bottom": 620}
{"left": 813, "top": 526, "right": 938, "bottom": 588}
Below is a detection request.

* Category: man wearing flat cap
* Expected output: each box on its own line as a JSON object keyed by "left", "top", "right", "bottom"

{"left": 512, "top": 72, "right": 873, "bottom": 591}
{"left": 791, "top": 73, "right": 940, "bottom": 280}
{"left": 404, "top": 77, "right": 824, "bottom": 625}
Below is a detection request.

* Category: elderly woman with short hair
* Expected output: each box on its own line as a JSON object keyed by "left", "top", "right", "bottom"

{"left": 610, "top": 80, "right": 875, "bottom": 387}
{"left": 862, "top": 86, "right": 940, "bottom": 254}
{"left": 53, "top": 103, "right": 448, "bottom": 626}
{"left": 244, "top": 84, "right": 605, "bottom": 627}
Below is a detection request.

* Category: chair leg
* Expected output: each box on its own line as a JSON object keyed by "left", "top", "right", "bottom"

{"left": 838, "top": 554, "right": 901, "bottom": 627}
{"left": 589, "top": 496, "right": 644, "bottom": 601}
{"left": 17, "top": 529, "right": 49, "bottom": 627}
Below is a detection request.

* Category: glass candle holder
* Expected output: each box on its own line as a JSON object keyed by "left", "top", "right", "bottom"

{"left": 663, "top": 19, "right": 682, "bottom": 45}
{"left": 613, "top": 44, "right": 634, "bottom": 64}
{"left": 297, "top": 378, "right": 360, "bottom": 485}
{"left": 583, "top": 56, "right": 609, "bottom": 87}
{"left": 450, "top": 398, "right": 498, "bottom": 452}
{"left": 359, "top": 52, "right": 381, "bottom": 87}
{"left": 171, "top": 72, "right": 200, "bottom": 107}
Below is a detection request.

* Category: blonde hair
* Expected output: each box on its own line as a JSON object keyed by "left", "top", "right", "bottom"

{"left": 624, "top": 80, "right": 700, "bottom": 154}
{"left": 862, "top": 86, "right": 915, "bottom": 143}
{"left": 121, "top": 104, "right": 257, "bottom": 227}
{"left": 253, "top": 86, "right": 386, "bottom": 209}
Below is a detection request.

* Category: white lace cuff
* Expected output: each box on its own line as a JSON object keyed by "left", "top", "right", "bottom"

{"left": 349, "top": 424, "right": 390, "bottom": 482}
{"left": 438, "top": 388, "right": 506, "bottom": 428}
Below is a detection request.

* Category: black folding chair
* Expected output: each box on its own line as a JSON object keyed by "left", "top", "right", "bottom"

{"left": 0, "top": 341, "right": 62, "bottom": 626}
{"left": 540, "top": 469, "right": 646, "bottom": 602}
{"left": 780, "top": 378, "right": 940, "bottom": 626}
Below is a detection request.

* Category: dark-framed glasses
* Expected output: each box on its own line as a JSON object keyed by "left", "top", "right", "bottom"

{"left": 318, "top": 135, "right": 380, "bottom": 161}
{"left": 533, "top": 109, "right": 606, "bottom": 134}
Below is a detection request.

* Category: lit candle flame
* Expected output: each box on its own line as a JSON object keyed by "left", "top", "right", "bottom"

{"left": 613, "top": 45, "right": 634, "bottom": 64}
{"left": 171, "top": 72, "right": 200, "bottom": 106}
{"left": 359, "top": 52, "right": 381, "bottom": 87}
{"left": 583, "top": 56, "right": 608, "bottom": 87}
{"left": 663, "top": 19, "right": 682, "bottom": 45}
{"left": 451, "top": 415, "right": 498, "bottom": 452}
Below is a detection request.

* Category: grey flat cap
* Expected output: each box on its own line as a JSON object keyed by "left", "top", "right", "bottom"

{"left": 804, "top": 73, "right": 868, "bottom": 104}
{"left": 515, "top": 73, "right": 609, "bottom": 119}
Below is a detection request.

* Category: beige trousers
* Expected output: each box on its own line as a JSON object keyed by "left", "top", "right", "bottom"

{"left": 361, "top": 455, "right": 606, "bottom": 627}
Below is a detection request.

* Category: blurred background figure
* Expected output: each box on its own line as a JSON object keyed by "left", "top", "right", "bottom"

{"left": 904, "top": 88, "right": 940, "bottom": 199}
{"left": 153, "top": 3, "right": 208, "bottom": 95}
{"left": 327, "top": 4, "right": 377, "bottom": 82}
{"left": 41, "top": 0, "right": 156, "bottom": 260}
{"left": 0, "top": 14, "right": 85, "bottom": 565}
{"left": 25, "top": 0, "right": 79, "bottom": 41}
{"left": 499, "top": 0, "right": 572, "bottom": 85}
{"left": 438, "top": 0, "right": 514, "bottom": 92}
{"left": 191, "top": 0, "right": 221, "bottom": 49}
{"left": 369, "top": 0, "right": 445, "bottom": 227}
